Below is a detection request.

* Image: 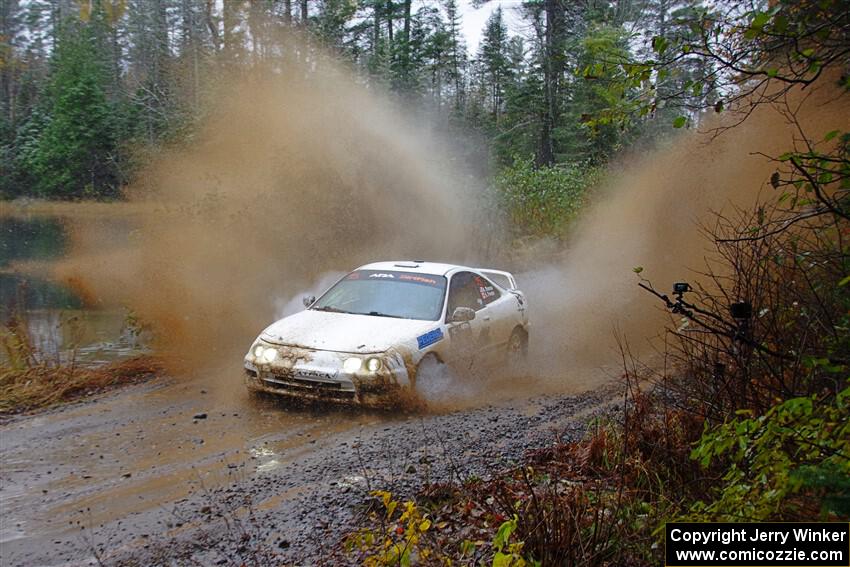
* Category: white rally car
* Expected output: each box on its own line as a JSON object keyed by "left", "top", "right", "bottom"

{"left": 244, "top": 261, "right": 528, "bottom": 405}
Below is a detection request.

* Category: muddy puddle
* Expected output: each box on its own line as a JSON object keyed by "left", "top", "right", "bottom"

{"left": 0, "top": 376, "right": 392, "bottom": 558}
{"left": 0, "top": 202, "right": 607, "bottom": 565}
{"left": 0, "top": 206, "right": 390, "bottom": 560}
{"left": 1, "top": 211, "right": 143, "bottom": 365}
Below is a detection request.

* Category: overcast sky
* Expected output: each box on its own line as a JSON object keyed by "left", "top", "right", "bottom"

{"left": 457, "top": 1, "right": 526, "bottom": 52}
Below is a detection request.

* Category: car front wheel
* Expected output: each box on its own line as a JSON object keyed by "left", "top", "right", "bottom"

{"left": 413, "top": 354, "right": 451, "bottom": 402}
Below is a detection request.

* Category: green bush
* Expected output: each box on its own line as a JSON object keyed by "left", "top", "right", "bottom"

{"left": 17, "top": 20, "right": 120, "bottom": 199}
{"left": 689, "top": 383, "right": 850, "bottom": 521}
{"left": 495, "top": 156, "right": 600, "bottom": 238}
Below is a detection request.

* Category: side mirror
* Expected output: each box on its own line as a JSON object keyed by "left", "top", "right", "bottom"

{"left": 303, "top": 295, "right": 316, "bottom": 308}
{"left": 450, "top": 306, "right": 476, "bottom": 323}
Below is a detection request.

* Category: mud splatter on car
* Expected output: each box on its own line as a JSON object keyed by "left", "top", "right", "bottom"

{"left": 244, "top": 261, "right": 529, "bottom": 406}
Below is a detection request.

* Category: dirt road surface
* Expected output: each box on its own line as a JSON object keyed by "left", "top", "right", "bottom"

{"left": 0, "top": 373, "right": 620, "bottom": 566}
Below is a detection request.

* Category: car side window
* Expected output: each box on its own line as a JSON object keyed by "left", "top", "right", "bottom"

{"left": 447, "top": 271, "right": 485, "bottom": 316}
{"left": 473, "top": 274, "right": 501, "bottom": 306}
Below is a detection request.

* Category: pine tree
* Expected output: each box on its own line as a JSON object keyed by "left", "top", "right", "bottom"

{"left": 478, "top": 6, "right": 510, "bottom": 122}
{"left": 21, "top": 17, "right": 119, "bottom": 198}
{"left": 443, "top": 0, "right": 465, "bottom": 111}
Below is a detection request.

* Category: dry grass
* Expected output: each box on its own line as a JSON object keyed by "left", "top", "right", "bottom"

{"left": 1, "top": 310, "right": 162, "bottom": 415}
{"left": 0, "top": 355, "right": 163, "bottom": 415}
{"left": 0, "top": 199, "right": 150, "bottom": 220}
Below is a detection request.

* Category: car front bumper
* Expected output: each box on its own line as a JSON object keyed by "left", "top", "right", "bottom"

{"left": 244, "top": 345, "right": 412, "bottom": 406}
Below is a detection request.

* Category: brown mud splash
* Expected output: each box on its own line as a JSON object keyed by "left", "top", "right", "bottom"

{"left": 54, "top": 56, "right": 848, "bottom": 406}
{"left": 519, "top": 78, "right": 850, "bottom": 393}
{"left": 54, "top": 55, "right": 488, "bottom": 400}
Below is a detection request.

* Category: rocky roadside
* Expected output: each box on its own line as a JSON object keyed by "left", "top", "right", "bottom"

{"left": 105, "top": 380, "right": 624, "bottom": 566}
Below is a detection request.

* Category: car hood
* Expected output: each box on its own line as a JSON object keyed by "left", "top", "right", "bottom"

{"left": 260, "top": 310, "right": 439, "bottom": 353}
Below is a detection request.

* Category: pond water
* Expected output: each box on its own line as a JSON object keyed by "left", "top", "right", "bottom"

{"left": 0, "top": 212, "right": 145, "bottom": 365}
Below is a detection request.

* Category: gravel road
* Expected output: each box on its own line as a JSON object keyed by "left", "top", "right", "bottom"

{"left": 0, "top": 372, "right": 621, "bottom": 566}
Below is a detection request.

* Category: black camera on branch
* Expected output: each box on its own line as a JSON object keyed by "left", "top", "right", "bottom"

{"left": 673, "top": 282, "right": 691, "bottom": 294}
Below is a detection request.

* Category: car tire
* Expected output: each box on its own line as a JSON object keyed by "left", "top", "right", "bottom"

{"left": 507, "top": 327, "right": 528, "bottom": 373}
{"left": 413, "top": 354, "right": 450, "bottom": 402}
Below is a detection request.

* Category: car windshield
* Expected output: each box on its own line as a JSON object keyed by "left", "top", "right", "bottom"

{"left": 311, "top": 270, "right": 447, "bottom": 321}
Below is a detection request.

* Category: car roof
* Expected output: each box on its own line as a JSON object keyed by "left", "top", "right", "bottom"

{"left": 356, "top": 261, "right": 470, "bottom": 277}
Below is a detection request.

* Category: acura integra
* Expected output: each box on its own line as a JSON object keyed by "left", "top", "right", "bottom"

{"left": 244, "top": 261, "right": 528, "bottom": 405}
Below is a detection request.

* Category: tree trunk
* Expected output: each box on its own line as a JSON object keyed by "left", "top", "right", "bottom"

{"left": 180, "top": 0, "right": 200, "bottom": 107}
{"left": 1, "top": 0, "right": 19, "bottom": 124}
{"left": 445, "top": 0, "right": 463, "bottom": 110}
{"left": 401, "top": 0, "right": 411, "bottom": 86}
{"left": 111, "top": 19, "right": 121, "bottom": 96}
{"left": 537, "top": 0, "right": 562, "bottom": 167}
{"left": 402, "top": 0, "right": 410, "bottom": 45}
{"left": 223, "top": 0, "right": 238, "bottom": 61}
{"left": 385, "top": 0, "right": 393, "bottom": 42}
{"left": 205, "top": 0, "right": 221, "bottom": 51}
{"left": 373, "top": 0, "right": 380, "bottom": 56}
{"left": 153, "top": 0, "right": 170, "bottom": 82}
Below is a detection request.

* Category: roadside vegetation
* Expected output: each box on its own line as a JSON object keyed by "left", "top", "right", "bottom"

{"left": 1, "top": 0, "right": 672, "bottom": 419}
{"left": 1, "top": 0, "right": 848, "bottom": 564}
{"left": 495, "top": 157, "right": 601, "bottom": 240}
{"left": 0, "top": 308, "right": 161, "bottom": 415}
{"left": 341, "top": 0, "right": 850, "bottom": 564}
{"left": 1, "top": 0, "right": 672, "bottom": 235}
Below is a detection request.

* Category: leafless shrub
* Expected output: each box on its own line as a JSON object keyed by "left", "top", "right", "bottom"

{"left": 640, "top": 191, "right": 848, "bottom": 421}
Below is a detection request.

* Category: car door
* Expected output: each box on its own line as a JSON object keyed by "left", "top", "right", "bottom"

{"left": 470, "top": 272, "right": 515, "bottom": 352}
{"left": 444, "top": 271, "right": 491, "bottom": 363}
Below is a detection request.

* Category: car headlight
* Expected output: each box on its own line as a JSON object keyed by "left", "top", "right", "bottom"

{"left": 343, "top": 357, "right": 362, "bottom": 373}
{"left": 366, "top": 357, "right": 382, "bottom": 372}
{"left": 252, "top": 345, "right": 277, "bottom": 363}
